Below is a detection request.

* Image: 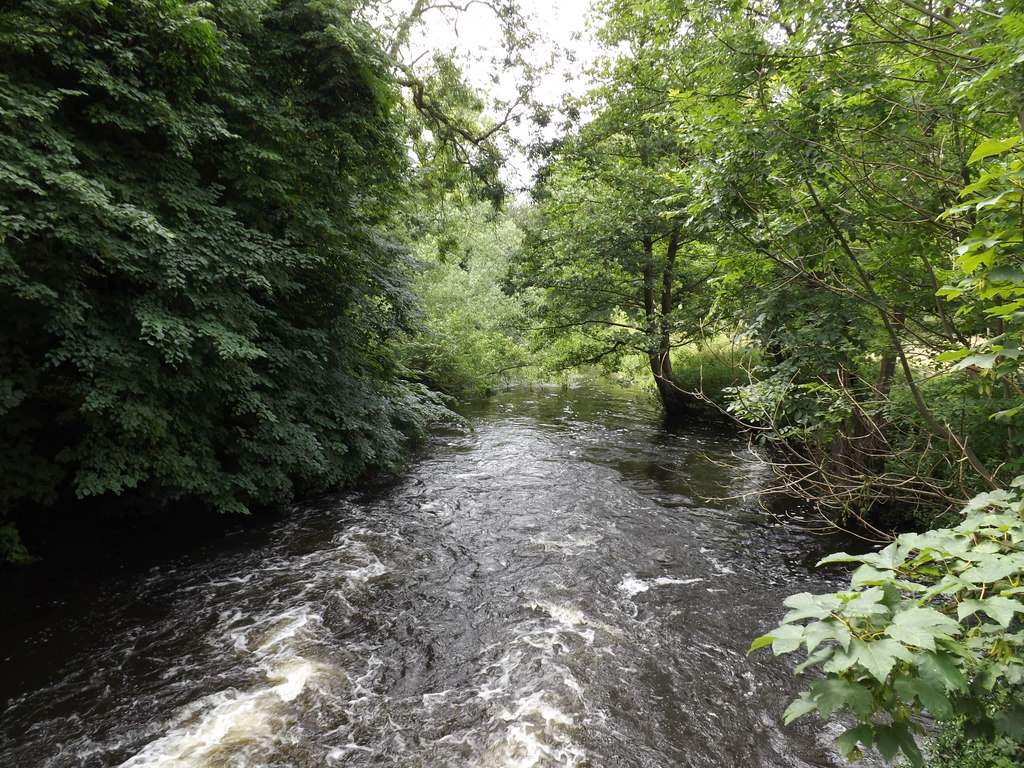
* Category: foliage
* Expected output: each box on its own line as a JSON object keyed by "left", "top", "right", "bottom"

{"left": 364, "top": 0, "right": 545, "bottom": 207}
{"left": 522, "top": 0, "right": 1024, "bottom": 516}
{"left": 665, "top": 338, "right": 759, "bottom": 410}
{"left": 399, "top": 53, "right": 511, "bottom": 207}
{"left": 937, "top": 132, "right": 1024, "bottom": 420}
{"left": 632, "top": 0, "right": 1021, "bottom": 519}
{"left": 751, "top": 484, "right": 1024, "bottom": 766}
{"left": 749, "top": 24, "right": 1024, "bottom": 757}
{"left": 0, "top": 0, "right": 439, "bottom": 560}
{"left": 515, "top": 16, "right": 719, "bottom": 412}
{"left": 916, "top": 713, "right": 1024, "bottom": 768}
{"left": 401, "top": 202, "right": 531, "bottom": 395}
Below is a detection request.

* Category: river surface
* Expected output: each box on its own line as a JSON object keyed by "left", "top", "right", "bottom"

{"left": 0, "top": 384, "right": 882, "bottom": 768}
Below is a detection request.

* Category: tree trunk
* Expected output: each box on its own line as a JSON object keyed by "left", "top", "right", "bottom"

{"left": 643, "top": 230, "right": 689, "bottom": 414}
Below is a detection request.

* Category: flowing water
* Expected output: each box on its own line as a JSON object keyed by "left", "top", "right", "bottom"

{"left": 1, "top": 384, "right": 883, "bottom": 768}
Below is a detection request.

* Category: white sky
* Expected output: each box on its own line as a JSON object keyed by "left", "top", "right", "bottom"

{"left": 403, "top": 0, "right": 596, "bottom": 94}
{"left": 392, "top": 0, "right": 602, "bottom": 192}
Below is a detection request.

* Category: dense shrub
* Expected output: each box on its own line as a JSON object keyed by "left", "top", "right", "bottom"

{"left": 0, "top": 0, "right": 435, "bottom": 559}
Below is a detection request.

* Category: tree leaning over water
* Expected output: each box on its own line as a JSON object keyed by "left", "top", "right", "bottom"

{"left": 661, "top": 0, "right": 1019, "bottom": 519}
{"left": 521, "top": 0, "right": 1024, "bottom": 522}
{"left": 0, "top": 0, "right": 440, "bottom": 560}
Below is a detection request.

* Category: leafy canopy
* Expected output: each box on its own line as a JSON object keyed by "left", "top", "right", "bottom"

{"left": 0, "top": 0, "right": 444, "bottom": 559}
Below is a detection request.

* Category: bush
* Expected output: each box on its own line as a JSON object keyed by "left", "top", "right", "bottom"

{"left": 0, "top": 0, "right": 430, "bottom": 559}
{"left": 752, "top": 485, "right": 1024, "bottom": 767}
{"left": 670, "top": 338, "right": 759, "bottom": 410}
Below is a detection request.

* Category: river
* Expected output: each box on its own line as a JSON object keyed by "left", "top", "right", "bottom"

{"left": 0, "top": 383, "right": 883, "bottom": 767}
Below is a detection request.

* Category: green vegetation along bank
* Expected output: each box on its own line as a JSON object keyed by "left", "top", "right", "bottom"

{"left": 0, "top": 0, "right": 447, "bottom": 561}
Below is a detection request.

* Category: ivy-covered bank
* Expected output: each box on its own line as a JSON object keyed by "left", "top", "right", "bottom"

{"left": 0, "top": 0, "right": 442, "bottom": 561}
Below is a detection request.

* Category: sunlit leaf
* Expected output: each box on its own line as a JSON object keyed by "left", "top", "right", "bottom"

{"left": 968, "top": 136, "right": 1021, "bottom": 164}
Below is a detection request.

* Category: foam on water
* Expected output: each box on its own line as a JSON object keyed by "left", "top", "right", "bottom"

{"left": 700, "top": 547, "right": 738, "bottom": 575}
{"left": 616, "top": 574, "right": 703, "bottom": 597}
{"left": 114, "top": 531, "right": 391, "bottom": 768}
{"left": 118, "top": 689, "right": 279, "bottom": 767}
{"left": 119, "top": 610, "right": 328, "bottom": 767}
{"left": 529, "top": 532, "right": 602, "bottom": 552}
{"left": 475, "top": 691, "right": 587, "bottom": 768}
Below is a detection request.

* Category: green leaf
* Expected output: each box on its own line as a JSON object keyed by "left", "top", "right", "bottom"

{"left": 994, "top": 706, "right": 1024, "bottom": 741}
{"left": 782, "top": 591, "right": 838, "bottom": 621}
{"left": 748, "top": 634, "right": 775, "bottom": 654}
{"left": 968, "top": 136, "right": 1021, "bottom": 164}
{"left": 976, "top": 189, "right": 1023, "bottom": 211}
{"left": 817, "top": 551, "right": 861, "bottom": 566}
{"left": 898, "top": 727, "right": 925, "bottom": 768}
{"left": 850, "top": 562, "right": 903, "bottom": 588}
{"left": 987, "top": 266, "right": 1024, "bottom": 283}
{"left": 934, "top": 348, "right": 971, "bottom": 363}
{"left": 756, "top": 622, "right": 805, "bottom": 655}
{"left": 835, "top": 724, "right": 874, "bottom": 760}
{"left": 983, "top": 301, "right": 1024, "bottom": 317}
{"left": 885, "top": 606, "right": 960, "bottom": 651}
{"left": 956, "top": 247, "right": 995, "bottom": 274}
{"left": 795, "top": 644, "right": 837, "bottom": 673}
{"left": 842, "top": 587, "right": 893, "bottom": 621}
{"left": 952, "top": 352, "right": 999, "bottom": 370}
{"left": 849, "top": 638, "right": 914, "bottom": 682}
{"left": 873, "top": 724, "right": 901, "bottom": 760}
{"left": 957, "top": 596, "right": 1024, "bottom": 628}
{"left": 873, "top": 723, "right": 924, "bottom": 766}
{"left": 809, "top": 678, "right": 874, "bottom": 719}
{"left": 894, "top": 676, "right": 954, "bottom": 720}
{"left": 963, "top": 715, "right": 995, "bottom": 740}
{"left": 958, "top": 556, "right": 1021, "bottom": 585}
{"left": 803, "top": 617, "right": 853, "bottom": 653}
{"left": 962, "top": 490, "right": 1015, "bottom": 514}
{"left": 915, "top": 651, "right": 968, "bottom": 693}
{"left": 782, "top": 691, "right": 818, "bottom": 725}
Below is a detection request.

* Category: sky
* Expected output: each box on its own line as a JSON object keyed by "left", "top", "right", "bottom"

{"left": 393, "top": 0, "right": 602, "bottom": 192}
{"left": 404, "top": 0, "right": 597, "bottom": 94}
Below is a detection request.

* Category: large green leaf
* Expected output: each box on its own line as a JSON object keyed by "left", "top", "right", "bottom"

{"left": 847, "top": 638, "right": 915, "bottom": 682}
{"left": 885, "top": 606, "right": 960, "bottom": 651}
{"left": 968, "top": 136, "right": 1021, "bottom": 164}
{"left": 994, "top": 706, "right": 1024, "bottom": 741}
{"left": 767, "top": 622, "right": 806, "bottom": 655}
{"left": 894, "top": 677, "right": 954, "bottom": 720}
{"left": 809, "top": 678, "right": 874, "bottom": 719}
{"left": 782, "top": 591, "right": 839, "bottom": 622}
{"left": 915, "top": 651, "right": 968, "bottom": 693}
{"left": 873, "top": 723, "right": 924, "bottom": 767}
{"left": 957, "top": 596, "right": 1024, "bottom": 628}
{"left": 803, "top": 617, "right": 852, "bottom": 653}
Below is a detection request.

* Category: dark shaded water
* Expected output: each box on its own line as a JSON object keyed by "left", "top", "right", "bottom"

{"left": 0, "top": 384, "right": 881, "bottom": 767}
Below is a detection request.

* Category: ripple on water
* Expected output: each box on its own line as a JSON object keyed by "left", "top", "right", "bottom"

{"left": 0, "top": 385, "right": 885, "bottom": 768}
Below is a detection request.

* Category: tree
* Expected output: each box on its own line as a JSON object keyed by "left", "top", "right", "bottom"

{"left": 363, "top": 0, "right": 547, "bottom": 205}
{"left": 0, "top": 0, "right": 441, "bottom": 560}
{"left": 515, "top": 5, "right": 717, "bottom": 413}
{"left": 647, "top": 0, "right": 1019, "bottom": 518}
{"left": 750, "top": 7, "right": 1024, "bottom": 767}
{"left": 401, "top": 201, "right": 531, "bottom": 395}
